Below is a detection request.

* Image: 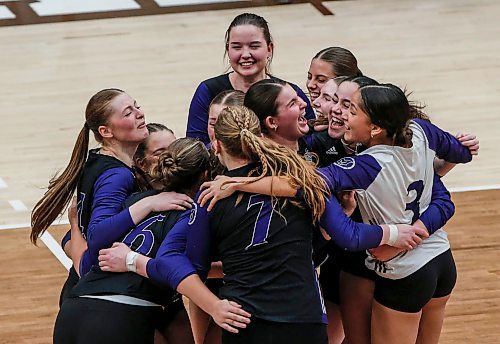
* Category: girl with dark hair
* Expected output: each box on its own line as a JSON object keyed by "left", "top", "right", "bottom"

{"left": 30, "top": 89, "right": 193, "bottom": 306}
{"left": 186, "top": 13, "right": 315, "bottom": 145}
{"left": 306, "top": 47, "right": 362, "bottom": 132}
{"left": 243, "top": 78, "right": 312, "bottom": 159}
{"left": 99, "top": 105, "right": 427, "bottom": 344}
{"left": 200, "top": 85, "right": 475, "bottom": 344}
{"left": 307, "top": 47, "right": 362, "bottom": 102}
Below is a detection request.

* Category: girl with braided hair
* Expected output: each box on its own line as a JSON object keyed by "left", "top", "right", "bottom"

{"left": 99, "top": 105, "right": 427, "bottom": 344}
{"left": 199, "top": 84, "right": 475, "bottom": 344}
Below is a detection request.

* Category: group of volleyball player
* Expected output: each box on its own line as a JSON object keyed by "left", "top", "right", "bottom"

{"left": 30, "top": 12, "right": 479, "bottom": 344}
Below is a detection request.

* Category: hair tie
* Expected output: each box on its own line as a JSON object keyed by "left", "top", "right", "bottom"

{"left": 240, "top": 128, "right": 249, "bottom": 136}
{"left": 84, "top": 122, "right": 89, "bottom": 129}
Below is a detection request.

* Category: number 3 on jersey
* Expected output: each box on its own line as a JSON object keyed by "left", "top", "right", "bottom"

{"left": 246, "top": 195, "right": 274, "bottom": 250}
{"left": 405, "top": 180, "right": 424, "bottom": 223}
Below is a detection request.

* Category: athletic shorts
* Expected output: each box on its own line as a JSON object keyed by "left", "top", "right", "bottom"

{"left": 338, "top": 249, "right": 377, "bottom": 281}
{"left": 59, "top": 266, "right": 79, "bottom": 307}
{"left": 155, "top": 292, "right": 186, "bottom": 332}
{"left": 318, "top": 243, "right": 341, "bottom": 304}
{"left": 222, "top": 317, "right": 328, "bottom": 344}
{"left": 54, "top": 297, "right": 161, "bottom": 344}
{"left": 374, "top": 249, "right": 457, "bottom": 313}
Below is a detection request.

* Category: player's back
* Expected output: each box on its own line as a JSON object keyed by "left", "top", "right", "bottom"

{"left": 209, "top": 163, "right": 326, "bottom": 324}
{"left": 358, "top": 121, "right": 450, "bottom": 279}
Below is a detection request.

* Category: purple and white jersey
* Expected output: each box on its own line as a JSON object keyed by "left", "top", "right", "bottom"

{"left": 318, "top": 119, "right": 472, "bottom": 279}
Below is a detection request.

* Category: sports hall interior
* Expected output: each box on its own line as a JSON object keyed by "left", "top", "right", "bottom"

{"left": 0, "top": 0, "right": 498, "bottom": 342}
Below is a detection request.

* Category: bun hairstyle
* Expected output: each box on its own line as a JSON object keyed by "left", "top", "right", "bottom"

{"left": 358, "top": 84, "right": 414, "bottom": 147}
{"left": 150, "top": 137, "right": 210, "bottom": 193}
{"left": 214, "top": 105, "right": 329, "bottom": 222}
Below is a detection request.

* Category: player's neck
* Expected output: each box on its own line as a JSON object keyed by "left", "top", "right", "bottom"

{"left": 224, "top": 156, "right": 252, "bottom": 171}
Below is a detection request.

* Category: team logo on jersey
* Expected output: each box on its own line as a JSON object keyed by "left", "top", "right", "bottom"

{"left": 326, "top": 146, "right": 338, "bottom": 155}
{"left": 188, "top": 203, "right": 198, "bottom": 225}
{"left": 334, "top": 157, "right": 355, "bottom": 169}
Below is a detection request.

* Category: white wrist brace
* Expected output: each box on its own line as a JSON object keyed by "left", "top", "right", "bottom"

{"left": 387, "top": 224, "right": 398, "bottom": 246}
{"left": 126, "top": 251, "right": 139, "bottom": 273}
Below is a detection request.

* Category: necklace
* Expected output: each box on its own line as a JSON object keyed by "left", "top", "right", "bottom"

{"left": 341, "top": 139, "right": 360, "bottom": 155}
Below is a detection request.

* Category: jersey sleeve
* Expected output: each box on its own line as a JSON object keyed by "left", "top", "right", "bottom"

{"left": 418, "top": 174, "right": 455, "bottom": 234}
{"left": 413, "top": 119, "right": 472, "bottom": 163}
{"left": 82, "top": 168, "right": 136, "bottom": 274}
{"left": 319, "top": 195, "right": 383, "bottom": 251}
{"left": 290, "top": 82, "right": 315, "bottom": 120}
{"left": 186, "top": 82, "right": 211, "bottom": 145}
{"left": 317, "top": 155, "right": 381, "bottom": 192}
{"left": 146, "top": 199, "right": 212, "bottom": 290}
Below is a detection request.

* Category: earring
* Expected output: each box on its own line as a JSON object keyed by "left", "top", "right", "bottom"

{"left": 370, "top": 132, "right": 374, "bottom": 138}
{"left": 274, "top": 125, "right": 278, "bottom": 132}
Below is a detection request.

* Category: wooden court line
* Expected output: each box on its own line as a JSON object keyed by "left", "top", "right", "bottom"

{"left": 40, "top": 231, "right": 72, "bottom": 270}
{"left": 0, "top": 0, "right": 332, "bottom": 27}
{"left": 1, "top": 184, "right": 499, "bottom": 232}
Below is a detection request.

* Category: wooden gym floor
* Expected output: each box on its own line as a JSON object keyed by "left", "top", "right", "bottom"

{"left": 0, "top": 0, "right": 498, "bottom": 342}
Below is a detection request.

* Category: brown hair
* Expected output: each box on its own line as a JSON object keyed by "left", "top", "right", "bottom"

{"left": 150, "top": 138, "right": 210, "bottom": 193}
{"left": 313, "top": 47, "right": 362, "bottom": 77}
{"left": 210, "top": 89, "right": 245, "bottom": 108}
{"left": 214, "top": 106, "right": 328, "bottom": 222}
{"left": 30, "top": 88, "right": 124, "bottom": 244}
{"left": 224, "top": 13, "right": 273, "bottom": 73}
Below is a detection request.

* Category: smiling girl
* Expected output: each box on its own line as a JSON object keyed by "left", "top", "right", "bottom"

{"left": 186, "top": 13, "right": 314, "bottom": 145}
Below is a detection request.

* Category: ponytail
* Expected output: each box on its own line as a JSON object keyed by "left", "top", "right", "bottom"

{"left": 30, "top": 124, "right": 89, "bottom": 244}
{"left": 216, "top": 106, "right": 329, "bottom": 222}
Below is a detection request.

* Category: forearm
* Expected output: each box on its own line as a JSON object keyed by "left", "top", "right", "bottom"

{"left": 434, "top": 158, "right": 456, "bottom": 177}
{"left": 233, "top": 176, "right": 297, "bottom": 197}
{"left": 177, "top": 274, "right": 221, "bottom": 317}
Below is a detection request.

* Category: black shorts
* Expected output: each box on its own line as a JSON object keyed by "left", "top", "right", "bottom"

{"left": 59, "top": 266, "right": 79, "bottom": 307}
{"left": 374, "top": 249, "right": 457, "bottom": 313}
{"left": 54, "top": 297, "right": 161, "bottom": 344}
{"left": 318, "top": 243, "right": 341, "bottom": 304}
{"left": 222, "top": 317, "right": 328, "bottom": 344}
{"left": 338, "top": 249, "right": 377, "bottom": 281}
{"left": 155, "top": 293, "right": 186, "bottom": 332}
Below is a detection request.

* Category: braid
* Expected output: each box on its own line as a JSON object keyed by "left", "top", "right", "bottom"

{"left": 215, "top": 106, "right": 329, "bottom": 222}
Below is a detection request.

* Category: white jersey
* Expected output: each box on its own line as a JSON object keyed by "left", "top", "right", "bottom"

{"left": 318, "top": 119, "right": 472, "bottom": 280}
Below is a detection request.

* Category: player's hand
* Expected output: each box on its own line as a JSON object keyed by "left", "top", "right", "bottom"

{"left": 369, "top": 245, "right": 405, "bottom": 261}
{"left": 68, "top": 196, "right": 78, "bottom": 227}
{"left": 338, "top": 190, "right": 356, "bottom": 217}
{"left": 456, "top": 132, "right": 479, "bottom": 156}
{"left": 98, "top": 242, "right": 131, "bottom": 272}
{"left": 211, "top": 299, "right": 251, "bottom": 333}
{"left": 199, "top": 176, "right": 237, "bottom": 211}
{"left": 394, "top": 224, "right": 429, "bottom": 250}
{"left": 152, "top": 192, "right": 193, "bottom": 212}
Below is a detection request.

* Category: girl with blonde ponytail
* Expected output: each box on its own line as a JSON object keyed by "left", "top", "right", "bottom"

{"left": 31, "top": 89, "right": 193, "bottom": 306}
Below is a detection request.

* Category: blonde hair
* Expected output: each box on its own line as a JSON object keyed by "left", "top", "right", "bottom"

{"left": 151, "top": 138, "right": 210, "bottom": 192}
{"left": 214, "top": 106, "right": 329, "bottom": 222}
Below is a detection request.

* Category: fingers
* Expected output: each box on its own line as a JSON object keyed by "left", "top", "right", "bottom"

{"left": 198, "top": 188, "right": 213, "bottom": 208}
{"left": 415, "top": 227, "right": 429, "bottom": 238}
{"left": 220, "top": 322, "right": 240, "bottom": 334}
{"left": 207, "top": 196, "right": 219, "bottom": 212}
